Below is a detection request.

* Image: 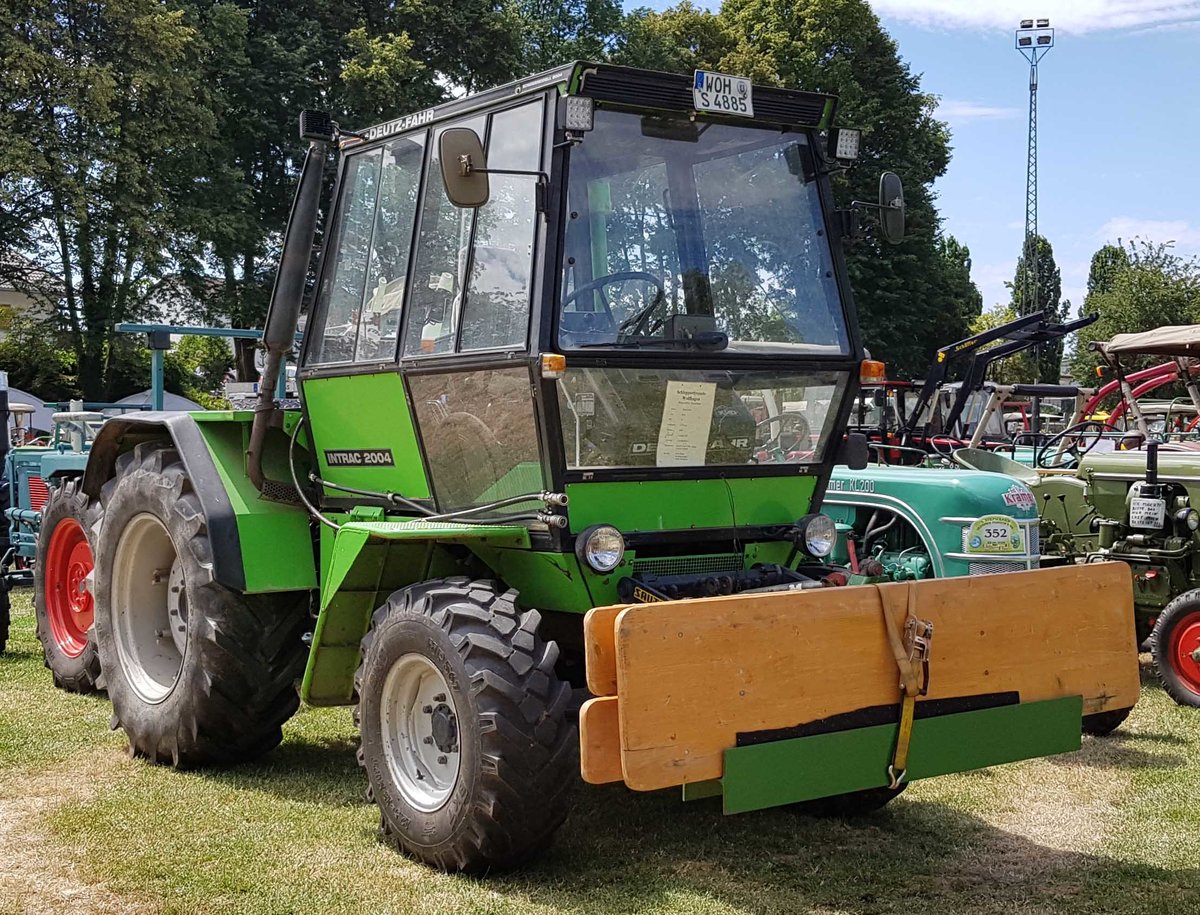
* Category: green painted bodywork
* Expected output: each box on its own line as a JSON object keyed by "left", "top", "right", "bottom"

{"left": 565, "top": 475, "right": 818, "bottom": 534}
{"left": 190, "top": 412, "right": 317, "bottom": 593}
{"left": 825, "top": 465, "right": 1039, "bottom": 579}
{"left": 713, "top": 695, "right": 1082, "bottom": 814}
{"left": 302, "top": 373, "right": 431, "bottom": 501}
{"left": 303, "top": 513, "right": 531, "bottom": 705}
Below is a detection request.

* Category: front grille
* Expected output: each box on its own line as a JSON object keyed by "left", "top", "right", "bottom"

{"left": 632, "top": 553, "right": 743, "bottom": 577}
{"left": 968, "top": 560, "right": 1026, "bottom": 576}
{"left": 28, "top": 476, "right": 49, "bottom": 512}
{"left": 960, "top": 520, "right": 1039, "bottom": 575}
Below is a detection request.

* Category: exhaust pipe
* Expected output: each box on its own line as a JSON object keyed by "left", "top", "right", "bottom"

{"left": 248, "top": 112, "right": 333, "bottom": 491}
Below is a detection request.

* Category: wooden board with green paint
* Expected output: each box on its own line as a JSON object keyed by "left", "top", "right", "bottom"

{"left": 581, "top": 562, "right": 1138, "bottom": 791}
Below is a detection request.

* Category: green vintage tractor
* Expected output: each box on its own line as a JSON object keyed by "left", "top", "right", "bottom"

{"left": 56, "top": 64, "right": 1138, "bottom": 872}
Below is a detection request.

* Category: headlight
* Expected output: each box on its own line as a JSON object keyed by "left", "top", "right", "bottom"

{"left": 576, "top": 524, "right": 625, "bottom": 573}
{"left": 1175, "top": 507, "right": 1200, "bottom": 534}
{"left": 797, "top": 513, "right": 837, "bottom": 558}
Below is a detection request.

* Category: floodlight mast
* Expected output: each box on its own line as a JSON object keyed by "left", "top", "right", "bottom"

{"left": 1015, "top": 19, "right": 1054, "bottom": 336}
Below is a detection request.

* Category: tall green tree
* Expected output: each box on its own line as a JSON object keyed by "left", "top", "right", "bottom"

{"left": 1068, "top": 240, "right": 1200, "bottom": 380}
{"left": 178, "top": 0, "right": 526, "bottom": 379}
{"left": 614, "top": 0, "right": 981, "bottom": 376}
{"left": 518, "top": 0, "right": 624, "bottom": 71}
{"left": 1009, "top": 234, "right": 1066, "bottom": 382}
{"left": 0, "top": 0, "right": 230, "bottom": 398}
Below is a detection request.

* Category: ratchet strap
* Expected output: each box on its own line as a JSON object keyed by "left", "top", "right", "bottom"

{"left": 876, "top": 583, "right": 933, "bottom": 789}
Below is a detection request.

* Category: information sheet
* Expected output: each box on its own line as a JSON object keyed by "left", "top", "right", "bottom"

{"left": 656, "top": 380, "right": 717, "bottom": 466}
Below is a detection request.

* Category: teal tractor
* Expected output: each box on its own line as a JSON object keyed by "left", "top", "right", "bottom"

{"left": 44, "top": 63, "right": 1138, "bottom": 872}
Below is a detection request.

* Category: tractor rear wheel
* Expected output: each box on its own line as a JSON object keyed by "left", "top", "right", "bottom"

{"left": 35, "top": 480, "right": 102, "bottom": 692}
{"left": 0, "top": 584, "right": 9, "bottom": 655}
{"left": 1150, "top": 589, "right": 1200, "bottom": 708}
{"left": 92, "top": 443, "right": 308, "bottom": 766}
{"left": 356, "top": 578, "right": 576, "bottom": 872}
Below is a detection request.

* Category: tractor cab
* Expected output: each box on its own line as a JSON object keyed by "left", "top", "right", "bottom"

{"left": 298, "top": 63, "right": 885, "bottom": 606}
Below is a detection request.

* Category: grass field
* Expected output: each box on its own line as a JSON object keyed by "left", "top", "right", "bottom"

{"left": 1, "top": 590, "right": 1198, "bottom": 915}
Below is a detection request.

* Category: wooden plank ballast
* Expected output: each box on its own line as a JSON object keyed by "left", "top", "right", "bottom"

{"left": 578, "top": 562, "right": 1138, "bottom": 792}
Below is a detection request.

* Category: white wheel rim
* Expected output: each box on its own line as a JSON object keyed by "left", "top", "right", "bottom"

{"left": 380, "top": 653, "right": 461, "bottom": 812}
{"left": 111, "top": 513, "right": 185, "bottom": 703}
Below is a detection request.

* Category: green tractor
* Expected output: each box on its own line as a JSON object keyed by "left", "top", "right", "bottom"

{"left": 58, "top": 63, "right": 1138, "bottom": 872}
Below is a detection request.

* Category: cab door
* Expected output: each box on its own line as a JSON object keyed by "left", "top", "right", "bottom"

{"left": 300, "top": 97, "right": 549, "bottom": 513}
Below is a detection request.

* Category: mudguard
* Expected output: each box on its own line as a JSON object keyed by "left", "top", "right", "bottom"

{"left": 81, "top": 412, "right": 316, "bottom": 594}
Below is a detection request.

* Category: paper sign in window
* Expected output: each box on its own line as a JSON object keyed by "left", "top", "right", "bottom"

{"left": 656, "top": 381, "right": 716, "bottom": 466}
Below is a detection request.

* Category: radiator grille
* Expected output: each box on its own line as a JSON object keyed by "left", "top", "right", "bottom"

{"left": 28, "top": 476, "right": 49, "bottom": 512}
{"left": 632, "top": 553, "right": 743, "bottom": 578}
{"left": 960, "top": 521, "right": 1039, "bottom": 575}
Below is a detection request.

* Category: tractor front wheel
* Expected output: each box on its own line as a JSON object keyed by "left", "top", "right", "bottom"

{"left": 1150, "top": 589, "right": 1200, "bottom": 708}
{"left": 1082, "top": 707, "right": 1133, "bottom": 736}
{"left": 35, "top": 480, "right": 101, "bottom": 692}
{"left": 92, "top": 443, "right": 309, "bottom": 766}
{"left": 791, "top": 785, "right": 906, "bottom": 818}
{"left": 356, "top": 578, "right": 576, "bottom": 872}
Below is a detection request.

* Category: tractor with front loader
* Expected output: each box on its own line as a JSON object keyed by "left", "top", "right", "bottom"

{"left": 48, "top": 63, "right": 1138, "bottom": 872}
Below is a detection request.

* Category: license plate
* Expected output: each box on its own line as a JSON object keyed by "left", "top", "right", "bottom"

{"left": 1130, "top": 497, "right": 1167, "bottom": 529}
{"left": 692, "top": 70, "right": 754, "bottom": 118}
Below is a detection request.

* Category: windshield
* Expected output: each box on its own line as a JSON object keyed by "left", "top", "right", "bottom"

{"left": 557, "top": 368, "right": 845, "bottom": 469}
{"left": 558, "top": 109, "right": 849, "bottom": 354}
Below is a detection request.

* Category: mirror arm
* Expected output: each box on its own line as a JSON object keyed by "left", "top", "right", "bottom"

{"left": 467, "top": 166, "right": 551, "bottom": 214}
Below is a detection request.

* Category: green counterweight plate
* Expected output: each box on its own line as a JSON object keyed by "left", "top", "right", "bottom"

{"left": 716, "top": 695, "right": 1083, "bottom": 814}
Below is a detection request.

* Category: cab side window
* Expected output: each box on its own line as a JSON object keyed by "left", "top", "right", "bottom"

{"left": 459, "top": 100, "right": 543, "bottom": 351}
{"left": 355, "top": 133, "right": 426, "bottom": 361}
{"left": 309, "top": 149, "right": 381, "bottom": 364}
{"left": 309, "top": 134, "right": 425, "bottom": 365}
{"left": 404, "top": 116, "right": 486, "bottom": 356}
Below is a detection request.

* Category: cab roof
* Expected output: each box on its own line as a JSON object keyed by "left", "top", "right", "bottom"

{"left": 351, "top": 62, "right": 839, "bottom": 146}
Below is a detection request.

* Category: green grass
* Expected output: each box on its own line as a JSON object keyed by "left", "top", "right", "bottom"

{"left": 2, "top": 590, "right": 1198, "bottom": 914}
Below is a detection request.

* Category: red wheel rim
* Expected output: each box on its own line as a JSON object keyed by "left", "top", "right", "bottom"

{"left": 45, "top": 517, "right": 94, "bottom": 658}
{"left": 1168, "top": 610, "right": 1200, "bottom": 696}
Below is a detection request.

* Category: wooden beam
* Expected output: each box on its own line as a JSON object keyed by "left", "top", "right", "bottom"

{"left": 602, "top": 562, "right": 1136, "bottom": 791}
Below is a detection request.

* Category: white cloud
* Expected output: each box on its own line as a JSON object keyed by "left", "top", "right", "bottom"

{"left": 1095, "top": 217, "right": 1200, "bottom": 250}
{"left": 870, "top": 1, "right": 1200, "bottom": 34}
{"left": 937, "top": 100, "right": 1021, "bottom": 123}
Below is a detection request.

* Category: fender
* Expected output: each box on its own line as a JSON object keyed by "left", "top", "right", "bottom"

{"left": 82, "top": 412, "right": 317, "bottom": 594}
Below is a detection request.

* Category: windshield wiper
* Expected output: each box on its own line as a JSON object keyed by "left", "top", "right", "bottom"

{"left": 577, "top": 331, "right": 729, "bottom": 351}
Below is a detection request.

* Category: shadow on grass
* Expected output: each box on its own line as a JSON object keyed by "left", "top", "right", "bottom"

{"left": 1057, "top": 732, "right": 1187, "bottom": 771}
{"left": 175, "top": 718, "right": 1199, "bottom": 915}
{"left": 195, "top": 730, "right": 366, "bottom": 808}
{"left": 491, "top": 785, "right": 1200, "bottom": 915}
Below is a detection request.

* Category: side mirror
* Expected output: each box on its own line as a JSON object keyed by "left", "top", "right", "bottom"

{"left": 878, "top": 172, "right": 905, "bottom": 245}
{"left": 836, "top": 432, "right": 870, "bottom": 470}
{"left": 439, "top": 128, "right": 489, "bottom": 208}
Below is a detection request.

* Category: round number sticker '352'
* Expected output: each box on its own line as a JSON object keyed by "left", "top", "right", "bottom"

{"left": 965, "top": 514, "right": 1024, "bottom": 554}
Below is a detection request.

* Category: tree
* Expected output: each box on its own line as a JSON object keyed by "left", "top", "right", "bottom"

{"left": 1009, "top": 234, "right": 1066, "bottom": 383}
{"left": 615, "top": 0, "right": 981, "bottom": 377}
{"left": 0, "top": 0, "right": 231, "bottom": 399}
{"left": 175, "top": 0, "right": 529, "bottom": 380}
{"left": 612, "top": 3, "right": 734, "bottom": 72}
{"left": 518, "top": 0, "right": 624, "bottom": 71}
{"left": 1068, "top": 239, "right": 1200, "bottom": 381}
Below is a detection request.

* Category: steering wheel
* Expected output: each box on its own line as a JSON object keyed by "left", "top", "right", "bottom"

{"left": 561, "top": 271, "right": 664, "bottom": 338}
{"left": 756, "top": 412, "right": 812, "bottom": 453}
{"left": 1036, "top": 420, "right": 1112, "bottom": 469}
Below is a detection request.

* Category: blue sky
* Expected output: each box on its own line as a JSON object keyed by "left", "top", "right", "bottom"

{"left": 625, "top": 0, "right": 1200, "bottom": 314}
